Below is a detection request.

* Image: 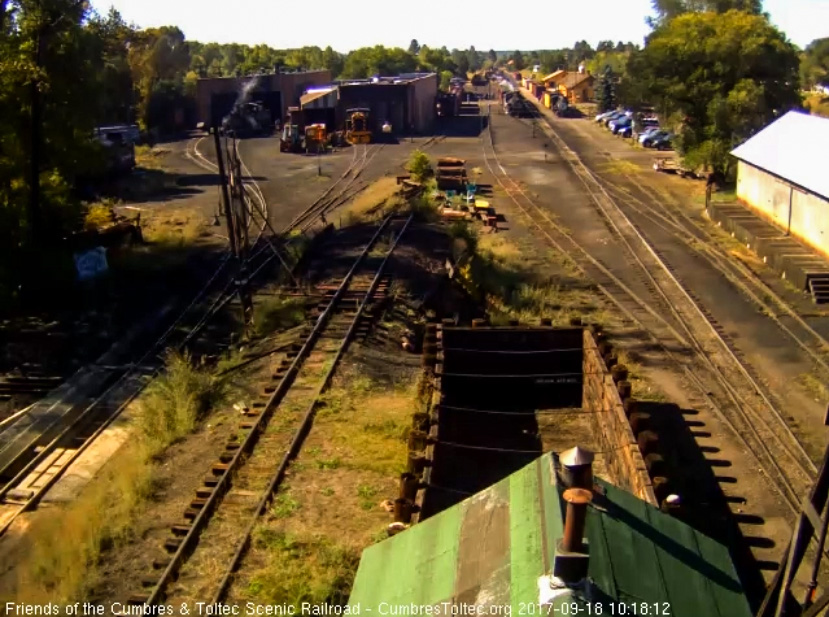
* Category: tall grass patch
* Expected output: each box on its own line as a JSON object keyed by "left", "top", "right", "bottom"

{"left": 254, "top": 296, "right": 306, "bottom": 337}
{"left": 7, "top": 348, "right": 233, "bottom": 603}
{"left": 137, "top": 351, "right": 228, "bottom": 454}
{"left": 9, "top": 443, "right": 153, "bottom": 603}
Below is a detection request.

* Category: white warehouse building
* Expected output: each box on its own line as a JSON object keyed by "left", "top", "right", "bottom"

{"left": 730, "top": 111, "right": 829, "bottom": 257}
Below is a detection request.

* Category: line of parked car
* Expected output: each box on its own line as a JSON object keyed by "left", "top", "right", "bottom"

{"left": 594, "top": 109, "right": 675, "bottom": 151}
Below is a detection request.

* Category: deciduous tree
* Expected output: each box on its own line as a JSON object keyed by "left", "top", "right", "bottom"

{"left": 631, "top": 10, "right": 800, "bottom": 174}
{"left": 801, "top": 37, "right": 829, "bottom": 90}
{"left": 648, "top": 0, "right": 763, "bottom": 26}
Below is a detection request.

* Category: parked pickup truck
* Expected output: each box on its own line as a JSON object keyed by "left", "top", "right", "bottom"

{"left": 653, "top": 157, "right": 705, "bottom": 179}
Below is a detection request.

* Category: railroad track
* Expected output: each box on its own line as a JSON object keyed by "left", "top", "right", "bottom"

{"left": 186, "top": 135, "right": 269, "bottom": 245}
{"left": 0, "top": 375, "right": 62, "bottom": 398}
{"left": 598, "top": 174, "right": 829, "bottom": 376}
{"left": 0, "top": 130, "right": 433, "bottom": 536}
{"left": 482, "top": 97, "right": 815, "bottom": 518}
{"left": 0, "top": 136, "right": 283, "bottom": 536}
{"left": 124, "top": 213, "right": 414, "bottom": 609}
{"left": 0, "top": 249, "right": 244, "bottom": 535}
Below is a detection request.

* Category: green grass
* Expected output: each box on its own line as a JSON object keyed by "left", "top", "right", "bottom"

{"left": 246, "top": 530, "right": 359, "bottom": 607}
{"left": 135, "top": 145, "right": 167, "bottom": 170}
{"left": 316, "top": 457, "right": 342, "bottom": 470}
{"left": 254, "top": 296, "right": 306, "bottom": 337}
{"left": 357, "top": 485, "right": 378, "bottom": 511}
{"left": 8, "top": 443, "right": 153, "bottom": 604}
{"left": 798, "top": 371, "right": 829, "bottom": 403}
{"left": 4, "top": 348, "right": 236, "bottom": 604}
{"left": 137, "top": 351, "right": 229, "bottom": 456}
{"left": 285, "top": 231, "right": 312, "bottom": 269}
{"left": 459, "top": 239, "right": 606, "bottom": 327}
{"left": 271, "top": 492, "right": 302, "bottom": 519}
{"left": 709, "top": 189, "right": 737, "bottom": 204}
{"left": 615, "top": 349, "right": 668, "bottom": 403}
{"left": 234, "top": 363, "right": 420, "bottom": 605}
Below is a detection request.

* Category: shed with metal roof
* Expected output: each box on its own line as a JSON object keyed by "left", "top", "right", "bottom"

{"left": 730, "top": 111, "right": 829, "bottom": 257}
{"left": 348, "top": 452, "right": 753, "bottom": 617}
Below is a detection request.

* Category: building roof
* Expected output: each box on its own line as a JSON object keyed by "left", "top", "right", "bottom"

{"left": 348, "top": 452, "right": 753, "bottom": 617}
{"left": 196, "top": 69, "right": 329, "bottom": 84}
{"left": 730, "top": 111, "right": 829, "bottom": 200}
{"left": 542, "top": 70, "right": 567, "bottom": 83}
{"left": 561, "top": 72, "right": 594, "bottom": 89}
{"left": 300, "top": 86, "right": 338, "bottom": 108}
{"left": 337, "top": 73, "right": 436, "bottom": 87}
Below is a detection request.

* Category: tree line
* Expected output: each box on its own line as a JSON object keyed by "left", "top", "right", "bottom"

{"left": 1, "top": 0, "right": 828, "bottom": 303}
{"left": 506, "top": 1, "right": 828, "bottom": 177}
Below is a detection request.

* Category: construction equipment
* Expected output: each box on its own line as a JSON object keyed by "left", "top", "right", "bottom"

{"left": 345, "top": 108, "right": 372, "bottom": 144}
{"left": 280, "top": 123, "right": 304, "bottom": 153}
{"left": 304, "top": 123, "right": 328, "bottom": 153}
{"left": 280, "top": 107, "right": 305, "bottom": 153}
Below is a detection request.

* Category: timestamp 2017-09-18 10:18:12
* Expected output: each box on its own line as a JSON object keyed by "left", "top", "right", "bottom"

{"left": 518, "top": 602, "right": 672, "bottom": 616}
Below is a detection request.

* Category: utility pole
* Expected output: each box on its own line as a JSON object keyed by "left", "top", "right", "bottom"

{"left": 28, "top": 29, "right": 45, "bottom": 246}
{"left": 213, "top": 128, "right": 237, "bottom": 258}
{"left": 229, "top": 137, "right": 254, "bottom": 337}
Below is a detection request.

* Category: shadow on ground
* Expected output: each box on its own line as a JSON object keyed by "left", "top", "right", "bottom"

{"left": 641, "top": 399, "right": 774, "bottom": 611}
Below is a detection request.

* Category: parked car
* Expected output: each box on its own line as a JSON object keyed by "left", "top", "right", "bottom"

{"left": 618, "top": 124, "right": 634, "bottom": 138}
{"left": 638, "top": 127, "right": 662, "bottom": 143}
{"left": 93, "top": 126, "right": 136, "bottom": 173}
{"left": 609, "top": 116, "right": 632, "bottom": 134}
{"left": 642, "top": 130, "right": 671, "bottom": 148}
{"left": 650, "top": 133, "right": 675, "bottom": 150}
{"left": 601, "top": 111, "right": 625, "bottom": 127}
{"left": 595, "top": 110, "right": 617, "bottom": 123}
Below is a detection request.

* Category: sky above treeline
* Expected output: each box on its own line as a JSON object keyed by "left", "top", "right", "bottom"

{"left": 91, "top": 0, "right": 827, "bottom": 50}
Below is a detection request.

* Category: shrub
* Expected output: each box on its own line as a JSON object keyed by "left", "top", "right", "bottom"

{"left": 137, "top": 351, "right": 227, "bottom": 454}
{"left": 83, "top": 201, "right": 118, "bottom": 231}
{"left": 407, "top": 149, "right": 432, "bottom": 182}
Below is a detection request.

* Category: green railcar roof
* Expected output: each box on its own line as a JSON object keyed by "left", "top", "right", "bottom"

{"left": 348, "top": 452, "right": 752, "bottom": 617}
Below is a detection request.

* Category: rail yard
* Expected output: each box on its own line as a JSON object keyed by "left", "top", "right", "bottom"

{"left": 2, "top": 65, "right": 829, "bottom": 617}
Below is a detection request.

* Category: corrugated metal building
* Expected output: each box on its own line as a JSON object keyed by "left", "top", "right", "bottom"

{"left": 195, "top": 69, "right": 331, "bottom": 128}
{"left": 730, "top": 111, "right": 829, "bottom": 257}
{"left": 348, "top": 452, "right": 753, "bottom": 616}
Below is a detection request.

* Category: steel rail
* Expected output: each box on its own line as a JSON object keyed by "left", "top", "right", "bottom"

{"left": 140, "top": 213, "right": 398, "bottom": 606}
{"left": 519, "top": 97, "right": 817, "bottom": 481}
{"left": 0, "top": 252, "right": 242, "bottom": 534}
{"left": 600, "top": 176, "right": 829, "bottom": 376}
{"left": 489, "top": 95, "right": 813, "bottom": 512}
{"left": 210, "top": 214, "right": 415, "bottom": 604}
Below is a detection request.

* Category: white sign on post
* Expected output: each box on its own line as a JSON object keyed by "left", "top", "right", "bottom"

{"left": 74, "top": 246, "right": 109, "bottom": 281}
